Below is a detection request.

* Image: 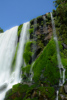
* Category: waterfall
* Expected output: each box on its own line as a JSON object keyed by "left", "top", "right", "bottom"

{"left": 14, "top": 22, "right": 30, "bottom": 83}
{"left": 0, "top": 22, "right": 30, "bottom": 100}
{"left": 56, "top": 91, "right": 59, "bottom": 100}
{"left": 51, "top": 12, "right": 65, "bottom": 100}
{"left": 0, "top": 26, "right": 18, "bottom": 100}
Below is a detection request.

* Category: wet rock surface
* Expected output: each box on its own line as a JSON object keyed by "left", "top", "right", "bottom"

{"left": 59, "top": 83, "right": 67, "bottom": 100}
{"left": 62, "top": 43, "right": 67, "bottom": 49}
{"left": 64, "top": 85, "right": 67, "bottom": 94}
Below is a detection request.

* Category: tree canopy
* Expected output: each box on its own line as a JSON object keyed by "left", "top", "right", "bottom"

{"left": 53, "top": 0, "right": 67, "bottom": 44}
{"left": 0, "top": 27, "right": 3, "bottom": 33}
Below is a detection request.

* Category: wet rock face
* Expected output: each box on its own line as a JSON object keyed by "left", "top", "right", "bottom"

{"left": 64, "top": 85, "right": 67, "bottom": 94}
{"left": 29, "top": 16, "right": 53, "bottom": 62}
{"left": 60, "top": 94, "right": 67, "bottom": 100}
{"left": 0, "top": 83, "right": 7, "bottom": 92}
{"left": 59, "top": 84, "right": 67, "bottom": 100}
{"left": 62, "top": 43, "right": 67, "bottom": 49}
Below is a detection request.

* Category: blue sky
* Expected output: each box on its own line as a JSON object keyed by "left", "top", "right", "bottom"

{"left": 0, "top": 0, "right": 55, "bottom": 31}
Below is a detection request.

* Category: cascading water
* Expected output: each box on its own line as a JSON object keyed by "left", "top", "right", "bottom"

{"left": 14, "top": 22, "right": 30, "bottom": 83}
{"left": 51, "top": 12, "right": 65, "bottom": 100}
{"left": 56, "top": 91, "right": 59, "bottom": 100}
{"left": 0, "top": 22, "right": 30, "bottom": 100}
{"left": 0, "top": 26, "right": 18, "bottom": 100}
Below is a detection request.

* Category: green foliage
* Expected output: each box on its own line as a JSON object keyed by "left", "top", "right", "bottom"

{"left": 5, "top": 83, "right": 55, "bottom": 100}
{"left": 5, "top": 84, "right": 29, "bottom": 100}
{"left": 53, "top": 0, "right": 67, "bottom": 8}
{"left": 22, "top": 65, "right": 31, "bottom": 74}
{"left": 23, "top": 41, "right": 33, "bottom": 64}
{"left": 28, "top": 28, "right": 34, "bottom": 34}
{"left": 36, "top": 16, "right": 43, "bottom": 20}
{"left": 30, "top": 19, "right": 34, "bottom": 24}
{"left": 18, "top": 24, "right": 23, "bottom": 37}
{"left": 53, "top": 0, "right": 67, "bottom": 80}
{"left": 46, "top": 13, "right": 51, "bottom": 25}
{"left": 0, "top": 27, "right": 4, "bottom": 33}
{"left": 54, "top": 17, "right": 60, "bottom": 27}
{"left": 38, "top": 86, "right": 55, "bottom": 100}
{"left": 46, "top": 13, "right": 51, "bottom": 20}
{"left": 41, "top": 21, "right": 43, "bottom": 26}
{"left": 33, "top": 39, "right": 60, "bottom": 85}
{"left": 37, "top": 40, "right": 44, "bottom": 49}
{"left": 54, "top": 0, "right": 67, "bottom": 44}
{"left": 22, "top": 64, "right": 31, "bottom": 82}
{"left": 52, "top": 9, "right": 56, "bottom": 17}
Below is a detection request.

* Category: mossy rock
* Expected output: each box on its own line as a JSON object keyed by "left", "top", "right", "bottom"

{"left": 23, "top": 41, "right": 33, "bottom": 64}
{"left": 5, "top": 83, "right": 55, "bottom": 100}
{"left": 32, "top": 38, "right": 60, "bottom": 85}
{"left": 17, "top": 24, "right": 23, "bottom": 37}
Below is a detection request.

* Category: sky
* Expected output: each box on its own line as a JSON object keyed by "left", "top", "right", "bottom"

{"left": 0, "top": 0, "right": 55, "bottom": 31}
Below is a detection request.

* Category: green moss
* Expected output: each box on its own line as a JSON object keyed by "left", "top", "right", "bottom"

{"left": 22, "top": 65, "right": 31, "bottom": 74}
{"left": 46, "top": 13, "right": 51, "bottom": 25}
{"left": 36, "top": 16, "right": 43, "bottom": 20}
{"left": 5, "top": 84, "right": 29, "bottom": 100}
{"left": 5, "top": 82, "right": 56, "bottom": 100}
{"left": 23, "top": 41, "right": 33, "bottom": 64}
{"left": 39, "top": 86, "right": 55, "bottom": 100}
{"left": 37, "top": 40, "right": 44, "bottom": 49}
{"left": 33, "top": 38, "right": 60, "bottom": 85}
{"left": 17, "top": 24, "right": 23, "bottom": 37}
{"left": 46, "top": 13, "right": 51, "bottom": 20}
{"left": 58, "top": 41, "right": 67, "bottom": 79}
{"left": 28, "top": 28, "right": 34, "bottom": 34}
{"left": 11, "top": 43, "right": 19, "bottom": 71}
{"left": 55, "top": 17, "right": 60, "bottom": 27}
{"left": 41, "top": 21, "right": 43, "bottom": 26}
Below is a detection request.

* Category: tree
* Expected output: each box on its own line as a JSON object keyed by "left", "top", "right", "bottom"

{"left": 0, "top": 27, "right": 4, "bottom": 33}
{"left": 53, "top": 0, "right": 67, "bottom": 44}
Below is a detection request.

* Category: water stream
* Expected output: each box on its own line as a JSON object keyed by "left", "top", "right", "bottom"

{"left": 15, "top": 22, "right": 30, "bottom": 83}
{"left": 0, "top": 26, "right": 18, "bottom": 100}
{"left": 0, "top": 22, "right": 30, "bottom": 100}
{"left": 0, "top": 13, "right": 66, "bottom": 100}
{"left": 51, "top": 12, "right": 65, "bottom": 100}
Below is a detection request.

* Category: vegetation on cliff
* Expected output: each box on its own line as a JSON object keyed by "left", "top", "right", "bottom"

{"left": 4, "top": 0, "right": 67, "bottom": 99}
{"left": 33, "top": 39, "right": 60, "bottom": 85}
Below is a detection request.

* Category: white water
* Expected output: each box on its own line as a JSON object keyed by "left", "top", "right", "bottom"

{"left": 56, "top": 91, "right": 59, "bottom": 100}
{"left": 51, "top": 12, "right": 65, "bottom": 85}
{"left": 29, "top": 62, "right": 34, "bottom": 81}
{"left": 14, "top": 22, "right": 30, "bottom": 83}
{"left": 0, "top": 22, "right": 30, "bottom": 100}
{"left": 0, "top": 26, "right": 18, "bottom": 100}
{"left": 51, "top": 12, "right": 65, "bottom": 100}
